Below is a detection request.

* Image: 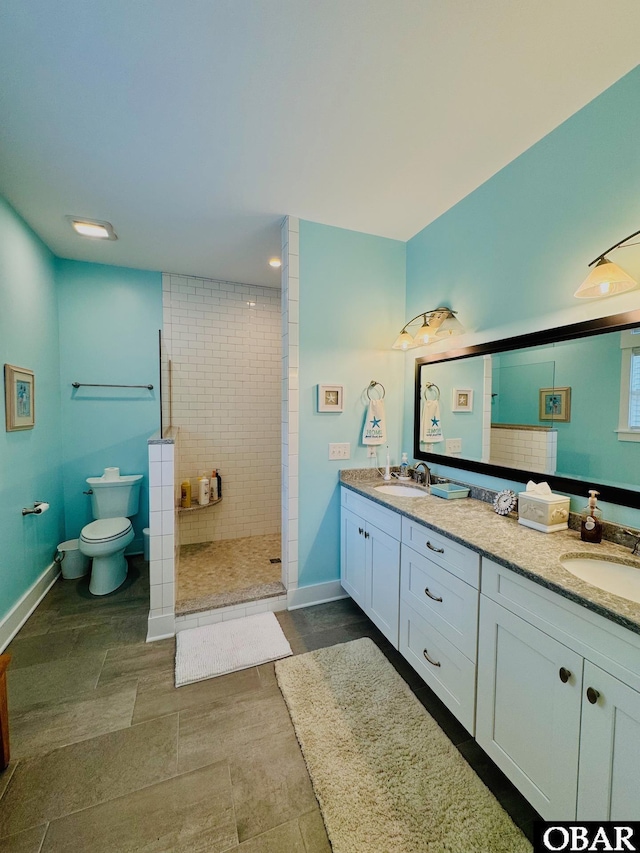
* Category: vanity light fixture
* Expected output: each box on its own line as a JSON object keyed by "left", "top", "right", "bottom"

{"left": 67, "top": 216, "right": 117, "bottom": 241}
{"left": 392, "top": 308, "right": 464, "bottom": 351}
{"left": 575, "top": 228, "right": 640, "bottom": 299}
{"left": 268, "top": 258, "right": 282, "bottom": 268}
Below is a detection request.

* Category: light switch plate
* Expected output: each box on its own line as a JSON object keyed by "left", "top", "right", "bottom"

{"left": 446, "top": 438, "right": 462, "bottom": 454}
{"left": 329, "top": 443, "right": 350, "bottom": 460}
{"left": 367, "top": 447, "right": 377, "bottom": 458}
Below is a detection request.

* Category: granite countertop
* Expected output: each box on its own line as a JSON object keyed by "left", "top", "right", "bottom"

{"left": 340, "top": 470, "right": 640, "bottom": 636}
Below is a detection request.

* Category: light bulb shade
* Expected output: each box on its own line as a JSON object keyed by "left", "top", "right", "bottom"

{"left": 574, "top": 257, "right": 638, "bottom": 299}
{"left": 412, "top": 321, "right": 438, "bottom": 346}
{"left": 434, "top": 314, "right": 465, "bottom": 338}
{"left": 391, "top": 330, "right": 417, "bottom": 351}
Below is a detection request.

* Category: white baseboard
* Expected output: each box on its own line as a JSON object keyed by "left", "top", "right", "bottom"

{"left": 287, "top": 580, "right": 348, "bottom": 611}
{"left": 146, "top": 612, "right": 176, "bottom": 642}
{"left": 0, "top": 562, "right": 60, "bottom": 652}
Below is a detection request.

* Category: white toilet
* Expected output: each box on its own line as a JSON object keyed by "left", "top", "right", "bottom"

{"left": 79, "top": 467, "right": 143, "bottom": 595}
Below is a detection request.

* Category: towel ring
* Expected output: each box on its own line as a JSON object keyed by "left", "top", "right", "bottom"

{"left": 423, "top": 382, "right": 440, "bottom": 400}
{"left": 367, "top": 380, "right": 385, "bottom": 400}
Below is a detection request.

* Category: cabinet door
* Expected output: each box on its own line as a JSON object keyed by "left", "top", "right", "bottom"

{"left": 340, "top": 507, "right": 367, "bottom": 609}
{"left": 366, "top": 523, "right": 400, "bottom": 648}
{"left": 577, "top": 661, "right": 640, "bottom": 820}
{"left": 476, "top": 595, "right": 583, "bottom": 820}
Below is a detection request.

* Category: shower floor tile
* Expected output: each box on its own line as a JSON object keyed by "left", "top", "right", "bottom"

{"left": 176, "top": 533, "right": 283, "bottom": 614}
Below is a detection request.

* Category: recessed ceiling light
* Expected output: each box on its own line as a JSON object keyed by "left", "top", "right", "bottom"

{"left": 268, "top": 258, "right": 281, "bottom": 268}
{"left": 67, "top": 216, "right": 117, "bottom": 240}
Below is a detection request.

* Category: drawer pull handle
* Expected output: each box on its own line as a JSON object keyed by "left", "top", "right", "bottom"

{"left": 422, "top": 648, "right": 441, "bottom": 667}
{"left": 586, "top": 687, "right": 600, "bottom": 705}
{"left": 424, "top": 587, "right": 443, "bottom": 603}
{"left": 559, "top": 667, "right": 571, "bottom": 683}
{"left": 364, "top": 531, "right": 370, "bottom": 539}
{"left": 426, "top": 541, "right": 444, "bottom": 554}
{"left": 358, "top": 527, "right": 364, "bottom": 535}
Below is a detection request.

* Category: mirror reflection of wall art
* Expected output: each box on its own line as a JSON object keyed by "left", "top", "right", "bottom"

{"left": 539, "top": 386, "right": 571, "bottom": 422}
{"left": 4, "top": 364, "right": 35, "bottom": 431}
{"left": 317, "top": 384, "right": 344, "bottom": 413}
{"left": 452, "top": 388, "right": 473, "bottom": 412}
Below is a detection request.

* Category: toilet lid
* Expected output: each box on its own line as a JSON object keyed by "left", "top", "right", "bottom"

{"left": 81, "top": 518, "right": 132, "bottom": 543}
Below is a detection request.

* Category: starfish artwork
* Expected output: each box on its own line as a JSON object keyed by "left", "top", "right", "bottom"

{"left": 370, "top": 417, "right": 381, "bottom": 428}
{"left": 431, "top": 416, "right": 440, "bottom": 427}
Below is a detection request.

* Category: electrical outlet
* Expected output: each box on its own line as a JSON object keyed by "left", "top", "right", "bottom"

{"left": 446, "top": 438, "right": 462, "bottom": 454}
{"left": 367, "top": 447, "right": 377, "bottom": 458}
{"left": 329, "top": 442, "right": 350, "bottom": 460}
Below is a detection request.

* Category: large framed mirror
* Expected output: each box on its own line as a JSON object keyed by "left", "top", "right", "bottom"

{"left": 413, "top": 309, "right": 640, "bottom": 509}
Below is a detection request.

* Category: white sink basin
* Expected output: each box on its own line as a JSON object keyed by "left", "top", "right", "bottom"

{"left": 561, "top": 554, "right": 640, "bottom": 604}
{"left": 375, "top": 484, "right": 429, "bottom": 497}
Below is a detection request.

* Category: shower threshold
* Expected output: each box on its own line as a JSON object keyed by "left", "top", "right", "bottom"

{"left": 176, "top": 580, "right": 286, "bottom": 617}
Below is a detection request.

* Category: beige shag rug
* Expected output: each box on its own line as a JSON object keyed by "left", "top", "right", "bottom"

{"left": 276, "top": 638, "right": 532, "bottom": 853}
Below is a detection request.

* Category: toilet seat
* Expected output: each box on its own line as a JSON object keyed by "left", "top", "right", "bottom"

{"left": 81, "top": 517, "right": 132, "bottom": 544}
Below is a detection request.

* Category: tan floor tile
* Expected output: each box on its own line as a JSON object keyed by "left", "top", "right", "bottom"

{"left": 0, "top": 825, "right": 47, "bottom": 853}
{"left": 41, "top": 761, "right": 237, "bottom": 853}
{"left": 298, "top": 809, "right": 332, "bottom": 853}
{"left": 234, "top": 819, "right": 307, "bottom": 852}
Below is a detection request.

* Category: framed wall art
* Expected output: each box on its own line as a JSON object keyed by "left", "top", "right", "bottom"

{"left": 452, "top": 388, "right": 473, "bottom": 412}
{"left": 4, "top": 364, "right": 35, "bottom": 431}
{"left": 317, "top": 384, "right": 344, "bottom": 413}
{"left": 539, "top": 386, "right": 571, "bottom": 422}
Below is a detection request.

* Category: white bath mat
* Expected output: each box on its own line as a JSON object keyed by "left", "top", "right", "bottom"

{"left": 175, "top": 611, "right": 292, "bottom": 687}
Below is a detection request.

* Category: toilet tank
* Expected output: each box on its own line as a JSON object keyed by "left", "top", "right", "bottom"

{"left": 86, "top": 473, "right": 143, "bottom": 519}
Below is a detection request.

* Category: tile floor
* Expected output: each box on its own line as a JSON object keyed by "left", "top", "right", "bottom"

{"left": 0, "top": 556, "right": 540, "bottom": 851}
{"left": 177, "top": 533, "right": 284, "bottom": 614}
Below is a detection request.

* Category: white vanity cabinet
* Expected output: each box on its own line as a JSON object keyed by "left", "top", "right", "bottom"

{"left": 477, "top": 558, "right": 640, "bottom": 821}
{"left": 398, "top": 518, "right": 480, "bottom": 734}
{"left": 340, "top": 489, "right": 401, "bottom": 648}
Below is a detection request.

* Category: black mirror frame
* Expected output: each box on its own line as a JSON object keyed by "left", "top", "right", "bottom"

{"left": 413, "top": 308, "right": 640, "bottom": 510}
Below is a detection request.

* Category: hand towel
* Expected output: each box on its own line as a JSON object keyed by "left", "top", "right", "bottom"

{"left": 362, "top": 398, "right": 386, "bottom": 445}
{"left": 421, "top": 399, "right": 443, "bottom": 443}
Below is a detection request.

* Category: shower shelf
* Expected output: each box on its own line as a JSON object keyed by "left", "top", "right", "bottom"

{"left": 177, "top": 497, "right": 223, "bottom": 513}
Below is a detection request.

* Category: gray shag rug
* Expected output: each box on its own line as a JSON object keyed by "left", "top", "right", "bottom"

{"left": 276, "top": 638, "right": 532, "bottom": 853}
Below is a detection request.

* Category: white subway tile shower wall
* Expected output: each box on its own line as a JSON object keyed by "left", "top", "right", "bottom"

{"left": 281, "top": 216, "right": 299, "bottom": 592}
{"left": 489, "top": 426, "right": 557, "bottom": 475}
{"left": 147, "top": 439, "right": 176, "bottom": 623}
{"left": 162, "top": 273, "right": 281, "bottom": 546}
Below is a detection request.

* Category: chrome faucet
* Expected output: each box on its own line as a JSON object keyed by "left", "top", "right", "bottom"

{"left": 412, "top": 462, "right": 431, "bottom": 488}
{"left": 623, "top": 530, "right": 640, "bottom": 557}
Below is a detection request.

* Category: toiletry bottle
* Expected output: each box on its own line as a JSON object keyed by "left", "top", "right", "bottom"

{"left": 198, "top": 476, "right": 210, "bottom": 506}
{"left": 399, "top": 452, "right": 409, "bottom": 479}
{"left": 581, "top": 490, "right": 603, "bottom": 543}
{"left": 210, "top": 470, "right": 218, "bottom": 500}
{"left": 216, "top": 470, "right": 222, "bottom": 498}
{"left": 181, "top": 480, "right": 191, "bottom": 508}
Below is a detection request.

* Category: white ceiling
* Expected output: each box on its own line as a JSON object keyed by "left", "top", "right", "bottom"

{"left": 1, "top": 2, "right": 639, "bottom": 288}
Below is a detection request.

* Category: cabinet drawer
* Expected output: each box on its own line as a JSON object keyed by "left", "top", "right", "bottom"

{"left": 401, "top": 517, "right": 479, "bottom": 587}
{"left": 341, "top": 488, "right": 401, "bottom": 540}
{"left": 400, "top": 544, "right": 478, "bottom": 661}
{"left": 399, "top": 600, "right": 476, "bottom": 734}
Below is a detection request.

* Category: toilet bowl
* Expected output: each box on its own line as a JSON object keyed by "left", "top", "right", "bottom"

{"left": 80, "top": 518, "right": 134, "bottom": 595}
{"left": 78, "top": 468, "right": 143, "bottom": 596}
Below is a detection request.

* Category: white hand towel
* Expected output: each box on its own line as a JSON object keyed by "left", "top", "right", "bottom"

{"left": 421, "top": 399, "right": 443, "bottom": 443}
{"left": 362, "top": 398, "right": 386, "bottom": 445}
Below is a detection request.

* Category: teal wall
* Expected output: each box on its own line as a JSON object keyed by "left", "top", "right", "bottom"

{"left": 0, "top": 198, "right": 65, "bottom": 621}
{"left": 299, "top": 221, "right": 406, "bottom": 587}
{"left": 402, "top": 66, "right": 640, "bottom": 527}
{"left": 56, "top": 260, "right": 162, "bottom": 550}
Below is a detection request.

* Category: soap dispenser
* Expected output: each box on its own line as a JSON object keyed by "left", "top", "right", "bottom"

{"left": 581, "top": 490, "right": 603, "bottom": 544}
{"left": 399, "top": 453, "right": 410, "bottom": 480}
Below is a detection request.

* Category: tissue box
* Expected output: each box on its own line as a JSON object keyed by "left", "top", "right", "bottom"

{"left": 518, "top": 491, "right": 570, "bottom": 533}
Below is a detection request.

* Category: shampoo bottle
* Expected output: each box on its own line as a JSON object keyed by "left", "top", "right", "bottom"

{"left": 198, "top": 476, "right": 210, "bottom": 506}
{"left": 210, "top": 470, "right": 218, "bottom": 500}
{"left": 181, "top": 480, "right": 191, "bottom": 509}
{"left": 580, "top": 490, "right": 603, "bottom": 543}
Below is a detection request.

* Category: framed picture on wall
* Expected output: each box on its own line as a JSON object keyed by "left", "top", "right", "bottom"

{"left": 317, "top": 384, "right": 344, "bottom": 413}
{"left": 4, "top": 364, "right": 35, "bottom": 431}
{"left": 452, "top": 388, "right": 473, "bottom": 412}
{"left": 539, "top": 386, "right": 571, "bottom": 422}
